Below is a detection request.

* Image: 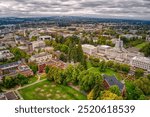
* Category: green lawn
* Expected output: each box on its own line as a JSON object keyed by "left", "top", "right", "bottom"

{"left": 39, "top": 73, "right": 47, "bottom": 80}
{"left": 135, "top": 42, "right": 147, "bottom": 49}
{"left": 88, "top": 67, "right": 123, "bottom": 81}
{"left": 19, "top": 80, "right": 86, "bottom": 100}
{"left": 88, "top": 67, "right": 100, "bottom": 73}
{"left": 28, "top": 76, "right": 38, "bottom": 84}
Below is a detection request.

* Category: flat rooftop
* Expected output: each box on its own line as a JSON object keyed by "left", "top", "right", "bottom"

{"left": 99, "top": 45, "right": 111, "bottom": 49}
{"left": 82, "top": 44, "right": 97, "bottom": 49}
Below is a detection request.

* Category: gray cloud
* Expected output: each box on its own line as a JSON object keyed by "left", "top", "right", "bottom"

{"left": 0, "top": 0, "right": 149, "bottom": 20}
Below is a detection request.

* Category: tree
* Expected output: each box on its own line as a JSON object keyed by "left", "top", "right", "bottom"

{"left": 0, "top": 82, "right": 3, "bottom": 92}
{"left": 28, "top": 62, "right": 38, "bottom": 74}
{"left": 97, "top": 36, "right": 106, "bottom": 45}
{"left": 135, "top": 68, "right": 144, "bottom": 79}
{"left": 106, "top": 61, "right": 114, "bottom": 68}
{"left": 113, "top": 62, "right": 121, "bottom": 71}
{"left": 87, "top": 89, "right": 95, "bottom": 100}
{"left": 134, "top": 78, "right": 150, "bottom": 95}
{"left": 88, "top": 83, "right": 104, "bottom": 100}
{"left": 15, "top": 74, "right": 28, "bottom": 86}
{"left": 3, "top": 76, "right": 16, "bottom": 89}
{"left": 47, "top": 66, "right": 64, "bottom": 84}
{"left": 99, "top": 60, "right": 106, "bottom": 72}
{"left": 47, "top": 66, "right": 55, "bottom": 81}
{"left": 3, "top": 74, "right": 29, "bottom": 88}
{"left": 138, "top": 95, "right": 148, "bottom": 100}
{"left": 106, "top": 40, "right": 114, "bottom": 47}
{"left": 76, "top": 41, "right": 87, "bottom": 68}
{"left": 71, "top": 45, "right": 78, "bottom": 63}
{"left": 64, "top": 63, "right": 85, "bottom": 85}
{"left": 78, "top": 71, "right": 93, "bottom": 92}
{"left": 45, "top": 66, "right": 50, "bottom": 74}
{"left": 109, "top": 85, "right": 121, "bottom": 96}
{"left": 140, "top": 43, "right": 150, "bottom": 57}
{"left": 78, "top": 70, "right": 103, "bottom": 92}
{"left": 54, "top": 44, "right": 69, "bottom": 54}
{"left": 82, "top": 55, "right": 87, "bottom": 69}
{"left": 72, "top": 64, "right": 84, "bottom": 85}
{"left": 60, "top": 45, "right": 69, "bottom": 54}
{"left": 147, "top": 74, "right": 150, "bottom": 80}
{"left": 125, "top": 82, "right": 144, "bottom": 100}
{"left": 120, "top": 64, "right": 130, "bottom": 73}
{"left": 99, "top": 90, "right": 123, "bottom": 100}
{"left": 67, "top": 37, "right": 87, "bottom": 68}
{"left": 89, "top": 57, "right": 100, "bottom": 67}
{"left": 30, "top": 36, "right": 37, "bottom": 41}
{"left": 10, "top": 47, "right": 29, "bottom": 61}
{"left": 53, "top": 68, "right": 63, "bottom": 84}
{"left": 45, "top": 40, "right": 53, "bottom": 46}
{"left": 64, "top": 65, "right": 74, "bottom": 83}
{"left": 60, "top": 53, "right": 67, "bottom": 62}
{"left": 68, "top": 42, "right": 74, "bottom": 62}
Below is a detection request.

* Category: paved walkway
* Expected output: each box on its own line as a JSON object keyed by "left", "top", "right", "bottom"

{"left": 68, "top": 84, "right": 87, "bottom": 96}
{"left": 8, "top": 74, "right": 46, "bottom": 99}
{"left": 15, "top": 90, "right": 23, "bottom": 100}
{"left": 17, "top": 79, "right": 46, "bottom": 90}
{"left": 37, "top": 73, "right": 41, "bottom": 81}
{"left": 15, "top": 78, "right": 47, "bottom": 100}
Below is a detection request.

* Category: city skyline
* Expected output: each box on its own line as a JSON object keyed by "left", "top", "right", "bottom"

{"left": 0, "top": 0, "right": 150, "bottom": 20}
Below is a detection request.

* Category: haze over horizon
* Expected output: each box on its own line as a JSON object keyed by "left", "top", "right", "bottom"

{"left": 0, "top": 0, "right": 150, "bottom": 20}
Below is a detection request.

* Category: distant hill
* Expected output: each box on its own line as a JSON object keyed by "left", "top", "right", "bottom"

{"left": 0, "top": 16, "right": 150, "bottom": 26}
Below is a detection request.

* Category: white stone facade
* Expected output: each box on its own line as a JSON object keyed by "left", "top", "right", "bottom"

{"left": 130, "top": 56, "right": 150, "bottom": 72}
{"left": 82, "top": 44, "right": 97, "bottom": 55}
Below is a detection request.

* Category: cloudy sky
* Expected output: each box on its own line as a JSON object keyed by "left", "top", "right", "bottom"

{"left": 0, "top": 0, "right": 150, "bottom": 20}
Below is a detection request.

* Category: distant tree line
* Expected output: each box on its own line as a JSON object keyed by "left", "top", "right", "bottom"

{"left": 121, "top": 36, "right": 145, "bottom": 48}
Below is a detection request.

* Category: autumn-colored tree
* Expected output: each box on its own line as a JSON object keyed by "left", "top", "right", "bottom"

{"left": 99, "top": 90, "right": 123, "bottom": 100}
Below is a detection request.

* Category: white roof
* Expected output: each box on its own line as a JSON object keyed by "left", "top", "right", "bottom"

{"left": 99, "top": 45, "right": 111, "bottom": 49}
{"left": 82, "top": 44, "right": 97, "bottom": 49}
{"left": 39, "top": 36, "right": 51, "bottom": 38}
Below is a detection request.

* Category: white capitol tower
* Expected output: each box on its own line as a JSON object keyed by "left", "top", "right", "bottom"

{"left": 114, "top": 36, "right": 124, "bottom": 52}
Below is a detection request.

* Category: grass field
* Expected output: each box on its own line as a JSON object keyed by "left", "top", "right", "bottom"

{"left": 88, "top": 67, "right": 122, "bottom": 80}
{"left": 39, "top": 73, "right": 47, "bottom": 80}
{"left": 28, "top": 76, "right": 38, "bottom": 84}
{"left": 135, "top": 42, "right": 147, "bottom": 49}
{"left": 19, "top": 80, "right": 86, "bottom": 100}
{"left": 87, "top": 61, "right": 123, "bottom": 81}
